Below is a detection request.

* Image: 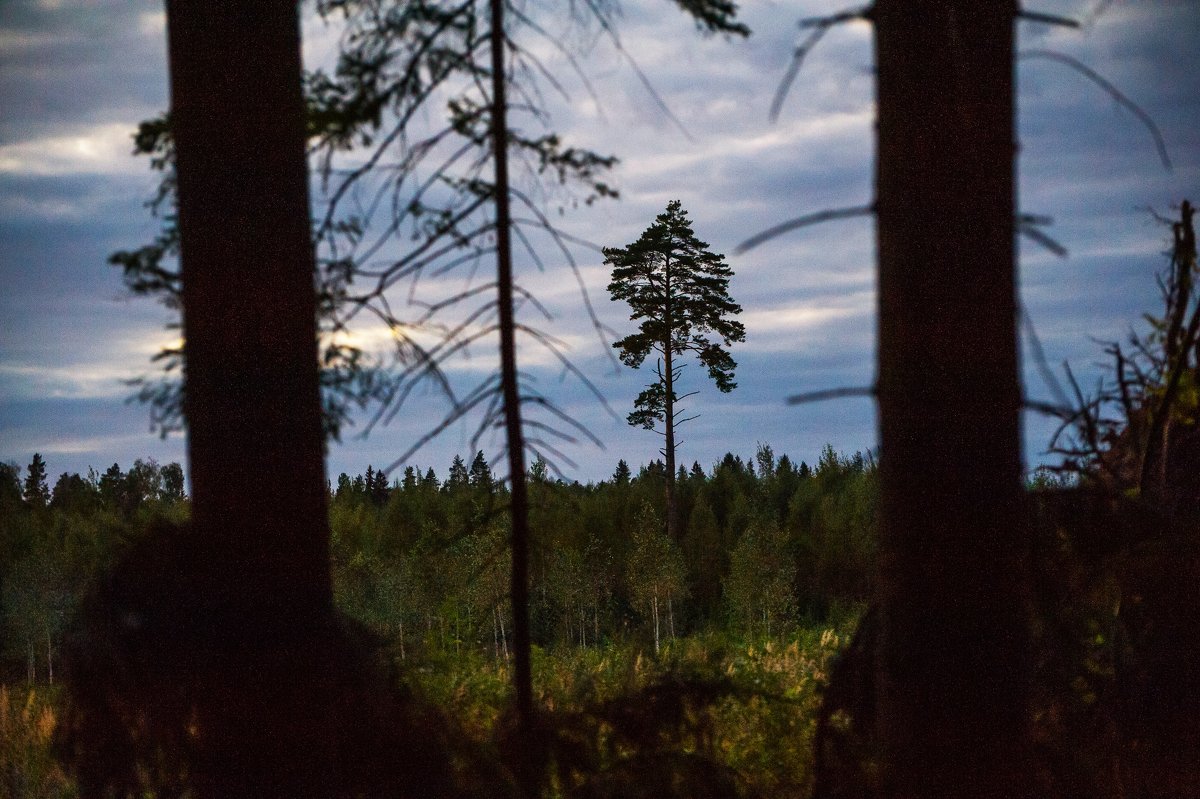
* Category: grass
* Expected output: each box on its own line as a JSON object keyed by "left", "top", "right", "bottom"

{"left": 402, "top": 620, "right": 854, "bottom": 797}
{"left": 1, "top": 617, "right": 858, "bottom": 798}
{"left": 0, "top": 684, "right": 74, "bottom": 799}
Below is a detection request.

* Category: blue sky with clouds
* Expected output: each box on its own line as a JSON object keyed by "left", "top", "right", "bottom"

{"left": 1, "top": 1, "right": 1197, "bottom": 486}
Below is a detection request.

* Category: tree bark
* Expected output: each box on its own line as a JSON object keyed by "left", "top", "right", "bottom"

{"left": 489, "top": 5, "right": 538, "bottom": 796}
{"left": 873, "top": 2, "right": 1034, "bottom": 796}
{"left": 652, "top": 592, "right": 661, "bottom": 654}
{"left": 663, "top": 256, "right": 679, "bottom": 541}
{"left": 166, "top": 2, "right": 335, "bottom": 792}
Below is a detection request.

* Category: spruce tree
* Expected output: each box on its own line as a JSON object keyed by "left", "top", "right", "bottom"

{"left": 98, "top": 463, "right": 124, "bottom": 507}
{"left": 0, "top": 463, "right": 22, "bottom": 508}
{"left": 606, "top": 200, "right": 745, "bottom": 540}
{"left": 469, "top": 451, "right": 493, "bottom": 492}
{"left": 446, "top": 456, "right": 469, "bottom": 490}
{"left": 23, "top": 453, "right": 49, "bottom": 508}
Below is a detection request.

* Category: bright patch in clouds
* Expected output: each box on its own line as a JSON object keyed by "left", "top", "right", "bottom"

{"left": 0, "top": 123, "right": 136, "bottom": 176}
{"left": 0, "top": 28, "right": 66, "bottom": 52}
{"left": 741, "top": 295, "right": 871, "bottom": 353}
{"left": 743, "top": 301, "right": 865, "bottom": 335}
{"left": 0, "top": 362, "right": 136, "bottom": 399}
{"left": 620, "top": 110, "right": 872, "bottom": 180}
{"left": 0, "top": 332, "right": 178, "bottom": 401}
{"left": 137, "top": 10, "right": 164, "bottom": 37}
{"left": 0, "top": 193, "right": 89, "bottom": 220}
{"left": 35, "top": 433, "right": 147, "bottom": 457}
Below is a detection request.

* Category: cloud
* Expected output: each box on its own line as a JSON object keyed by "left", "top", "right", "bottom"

{"left": 740, "top": 297, "right": 870, "bottom": 350}
{"left": 136, "top": 10, "right": 164, "bottom": 37}
{"left": 0, "top": 362, "right": 136, "bottom": 400}
{"left": 0, "top": 122, "right": 140, "bottom": 176}
{"left": 0, "top": 326, "right": 177, "bottom": 401}
{"left": 0, "top": 27, "right": 69, "bottom": 52}
{"left": 1, "top": 0, "right": 1198, "bottom": 482}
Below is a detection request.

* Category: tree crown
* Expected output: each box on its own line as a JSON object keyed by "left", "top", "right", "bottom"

{"left": 605, "top": 200, "right": 745, "bottom": 385}
{"left": 605, "top": 200, "right": 745, "bottom": 431}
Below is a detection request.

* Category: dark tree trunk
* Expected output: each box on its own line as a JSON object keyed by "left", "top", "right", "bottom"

{"left": 873, "top": 2, "right": 1034, "bottom": 796}
{"left": 488, "top": 3, "right": 538, "bottom": 795}
{"left": 663, "top": 349, "right": 679, "bottom": 541}
{"left": 166, "top": 1, "right": 335, "bottom": 792}
{"left": 662, "top": 255, "right": 679, "bottom": 541}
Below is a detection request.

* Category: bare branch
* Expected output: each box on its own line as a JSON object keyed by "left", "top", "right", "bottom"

{"left": 510, "top": 187, "right": 621, "bottom": 369}
{"left": 770, "top": 7, "right": 868, "bottom": 123}
{"left": 516, "top": 323, "right": 620, "bottom": 420}
{"left": 521, "top": 395, "right": 605, "bottom": 448}
{"left": 1020, "top": 49, "right": 1172, "bottom": 171}
{"left": 735, "top": 204, "right": 874, "bottom": 255}
{"left": 1020, "top": 302, "right": 1071, "bottom": 411}
{"left": 1019, "top": 223, "right": 1069, "bottom": 258}
{"left": 786, "top": 385, "right": 874, "bottom": 405}
{"left": 1025, "top": 399, "right": 1074, "bottom": 418}
{"left": 1017, "top": 8, "right": 1080, "bottom": 28}
{"left": 382, "top": 381, "right": 501, "bottom": 474}
{"left": 578, "top": 0, "right": 694, "bottom": 141}
{"left": 1082, "top": 0, "right": 1116, "bottom": 29}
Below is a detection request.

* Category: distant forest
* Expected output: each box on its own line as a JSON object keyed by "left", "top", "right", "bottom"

{"left": 1, "top": 444, "right": 874, "bottom": 681}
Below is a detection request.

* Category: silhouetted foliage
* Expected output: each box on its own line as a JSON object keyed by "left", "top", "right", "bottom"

{"left": 606, "top": 200, "right": 745, "bottom": 541}
{"left": 1034, "top": 201, "right": 1200, "bottom": 797}
{"left": 22, "top": 454, "right": 49, "bottom": 509}
{"left": 1051, "top": 202, "right": 1200, "bottom": 508}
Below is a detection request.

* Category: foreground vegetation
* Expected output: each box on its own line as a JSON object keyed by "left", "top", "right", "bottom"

{"left": 1, "top": 446, "right": 869, "bottom": 796}
{"left": 1, "top": 621, "right": 856, "bottom": 798}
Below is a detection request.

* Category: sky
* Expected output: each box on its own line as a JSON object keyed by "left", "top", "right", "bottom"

{"left": 1, "top": 0, "right": 1198, "bottom": 488}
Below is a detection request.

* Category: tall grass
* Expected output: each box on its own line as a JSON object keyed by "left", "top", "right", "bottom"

{"left": 403, "top": 621, "right": 854, "bottom": 797}
{"left": 3, "top": 618, "right": 856, "bottom": 798}
{"left": 0, "top": 684, "right": 74, "bottom": 799}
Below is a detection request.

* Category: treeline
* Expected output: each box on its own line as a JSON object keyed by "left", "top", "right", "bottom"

{"left": 327, "top": 444, "right": 876, "bottom": 660}
{"left": 0, "top": 446, "right": 876, "bottom": 681}
{"left": 0, "top": 456, "right": 189, "bottom": 683}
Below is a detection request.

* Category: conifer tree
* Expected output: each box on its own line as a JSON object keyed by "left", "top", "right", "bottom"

{"left": 422, "top": 468, "right": 439, "bottom": 491}
{"left": 446, "top": 455, "right": 469, "bottom": 490}
{"left": 98, "top": 463, "right": 124, "bottom": 508}
{"left": 22, "top": 453, "right": 49, "bottom": 508}
{"left": 606, "top": 200, "right": 745, "bottom": 540}
{"left": 468, "top": 451, "right": 493, "bottom": 492}
{"left": 0, "top": 463, "right": 22, "bottom": 509}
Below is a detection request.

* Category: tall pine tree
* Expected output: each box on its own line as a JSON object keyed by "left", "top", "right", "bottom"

{"left": 606, "top": 200, "right": 745, "bottom": 540}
